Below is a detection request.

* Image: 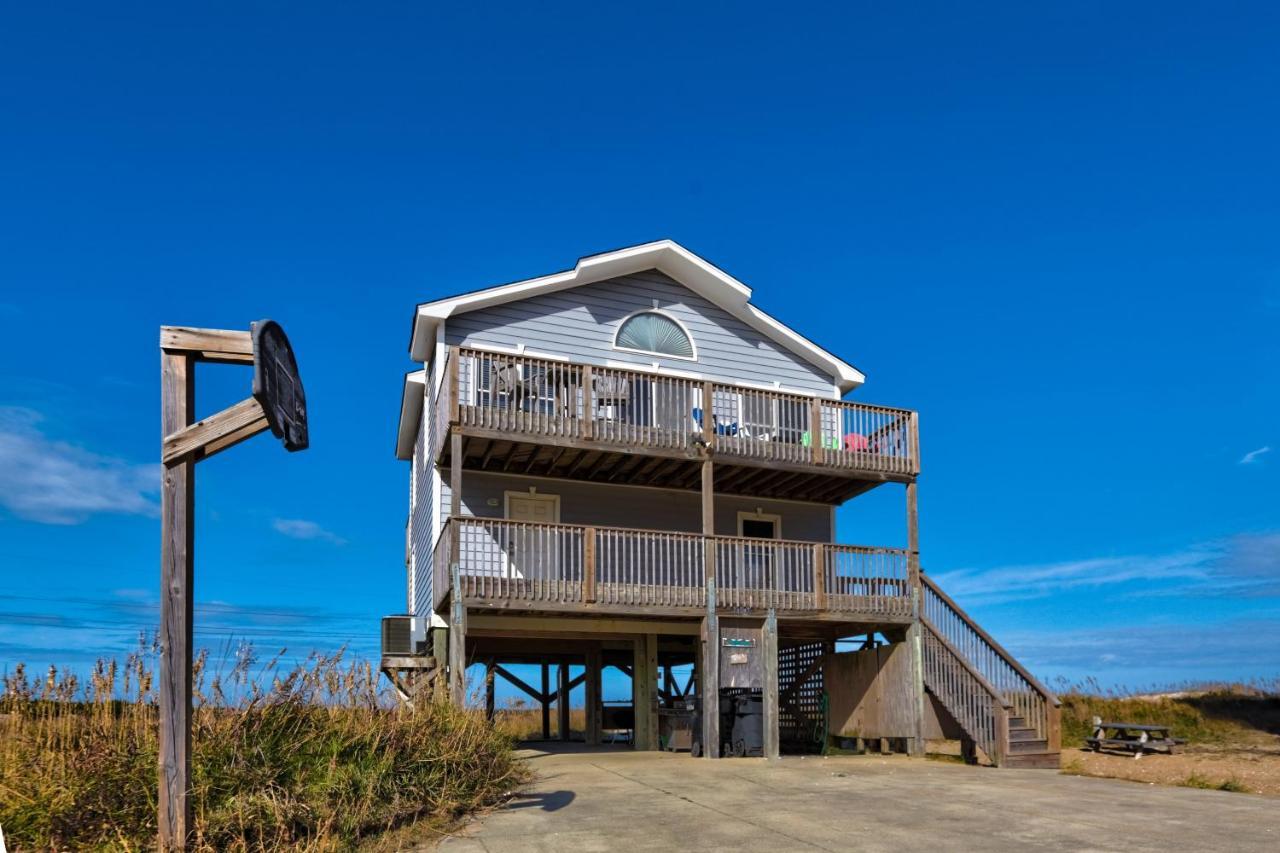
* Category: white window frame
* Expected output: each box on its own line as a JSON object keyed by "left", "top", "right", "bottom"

{"left": 612, "top": 309, "right": 699, "bottom": 362}
{"left": 736, "top": 510, "right": 783, "bottom": 539}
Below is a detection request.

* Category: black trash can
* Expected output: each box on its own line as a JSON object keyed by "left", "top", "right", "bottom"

{"left": 689, "top": 693, "right": 737, "bottom": 757}
{"left": 728, "top": 693, "right": 764, "bottom": 758}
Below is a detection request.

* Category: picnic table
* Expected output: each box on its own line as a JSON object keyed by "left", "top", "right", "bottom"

{"left": 1085, "top": 718, "right": 1186, "bottom": 758}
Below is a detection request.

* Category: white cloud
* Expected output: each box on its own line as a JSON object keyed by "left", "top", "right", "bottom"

{"left": 1239, "top": 446, "right": 1271, "bottom": 465}
{"left": 0, "top": 407, "right": 159, "bottom": 524}
{"left": 931, "top": 549, "right": 1212, "bottom": 606}
{"left": 932, "top": 532, "right": 1280, "bottom": 606}
{"left": 1000, "top": 617, "right": 1280, "bottom": 679}
{"left": 271, "top": 518, "right": 346, "bottom": 545}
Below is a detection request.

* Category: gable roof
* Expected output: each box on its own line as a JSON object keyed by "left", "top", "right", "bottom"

{"left": 408, "top": 240, "right": 865, "bottom": 393}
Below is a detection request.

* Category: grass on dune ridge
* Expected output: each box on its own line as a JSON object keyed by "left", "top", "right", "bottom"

{"left": 1052, "top": 676, "right": 1280, "bottom": 747}
{"left": 0, "top": 642, "right": 526, "bottom": 851}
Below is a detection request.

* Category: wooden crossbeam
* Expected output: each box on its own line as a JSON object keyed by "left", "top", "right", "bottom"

{"left": 160, "top": 326, "right": 254, "bottom": 365}
{"left": 492, "top": 664, "right": 546, "bottom": 703}
{"left": 544, "top": 446, "right": 568, "bottom": 475}
{"left": 523, "top": 445, "right": 545, "bottom": 474}
{"left": 162, "top": 397, "right": 270, "bottom": 465}
{"left": 566, "top": 449, "right": 596, "bottom": 478}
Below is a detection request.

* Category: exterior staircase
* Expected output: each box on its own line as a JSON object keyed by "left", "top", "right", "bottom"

{"left": 920, "top": 574, "right": 1061, "bottom": 768}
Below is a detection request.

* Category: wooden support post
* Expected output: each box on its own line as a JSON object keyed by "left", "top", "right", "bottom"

{"left": 809, "top": 396, "right": 823, "bottom": 463}
{"left": 585, "top": 645, "right": 602, "bottom": 746}
{"left": 701, "top": 459, "right": 714, "bottom": 535}
{"left": 644, "top": 634, "right": 659, "bottom": 748}
{"left": 583, "top": 526, "right": 597, "bottom": 603}
{"left": 700, "top": 454, "right": 719, "bottom": 758}
{"left": 813, "top": 543, "right": 827, "bottom": 610}
{"left": 633, "top": 636, "right": 658, "bottom": 750}
{"left": 449, "top": 562, "right": 467, "bottom": 707}
{"left": 581, "top": 364, "right": 594, "bottom": 440}
{"left": 450, "top": 433, "right": 463, "bottom": 520}
{"left": 557, "top": 660, "right": 571, "bottom": 741}
{"left": 447, "top": 345, "right": 461, "bottom": 424}
{"left": 700, "top": 611, "right": 719, "bottom": 759}
{"left": 763, "top": 609, "right": 780, "bottom": 760}
{"left": 431, "top": 626, "right": 448, "bottom": 669}
{"left": 906, "top": 480, "right": 920, "bottom": 596}
{"left": 701, "top": 382, "right": 715, "bottom": 448}
{"left": 484, "top": 659, "right": 496, "bottom": 721}
{"left": 159, "top": 350, "right": 195, "bottom": 851}
{"left": 993, "top": 700, "right": 1009, "bottom": 767}
{"left": 906, "top": 618, "right": 926, "bottom": 757}
{"left": 905, "top": 480, "right": 925, "bottom": 756}
{"left": 541, "top": 662, "right": 551, "bottom": 740}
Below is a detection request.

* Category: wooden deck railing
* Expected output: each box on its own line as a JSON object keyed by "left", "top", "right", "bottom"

{"left": 440, "top": 347, "right": 919, "bottom": 477}
{"left": 436, "top": 517, "right": 911, "bottom": 617}
{"left": 921, "top": 574, "right": 1061, "bottom": 753}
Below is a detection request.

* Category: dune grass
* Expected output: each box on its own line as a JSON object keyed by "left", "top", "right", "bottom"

{"left": 0, "top": 645, "right": 526, "bottom": 851}
{"left": 1054, "top": 678, "right": 1280, "bottom": 747}
{"left": 492, "top": 706, "right": 587, "bottom": 741}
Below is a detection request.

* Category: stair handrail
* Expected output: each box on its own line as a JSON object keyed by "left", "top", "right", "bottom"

{"left": 920, "top": 618, "right": 1010, "bottom": 764}
{"left": 920, "top": 616, "right": 1012, "bottom": 710}
{"left": 920, "top": 573, "right": 1060, "bottom": 708}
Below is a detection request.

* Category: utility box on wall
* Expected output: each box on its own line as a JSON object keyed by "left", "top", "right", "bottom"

{"left": 719, "top": 623, "right": 764, "bottom": 690}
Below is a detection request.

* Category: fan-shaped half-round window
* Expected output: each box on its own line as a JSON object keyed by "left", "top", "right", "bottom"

{"left": 614, "top": 311, "right": 695, "bottom": 358}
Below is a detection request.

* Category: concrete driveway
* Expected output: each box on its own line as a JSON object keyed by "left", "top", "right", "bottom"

{"left": 439, "top": 744, "right": 1279, "bottom": 852}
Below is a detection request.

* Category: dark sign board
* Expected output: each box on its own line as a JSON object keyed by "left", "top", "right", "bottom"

{"left": 251, "top": 319, "right": 308, "bottom": 451}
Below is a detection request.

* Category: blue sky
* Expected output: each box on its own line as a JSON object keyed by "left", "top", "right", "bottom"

{"left": 1, "top": 2, "right": 1277, "bottom": 700}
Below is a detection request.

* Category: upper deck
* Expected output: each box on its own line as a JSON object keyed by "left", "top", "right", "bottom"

{"left": 432, "top": 347, "right": 920, "bottom": 503}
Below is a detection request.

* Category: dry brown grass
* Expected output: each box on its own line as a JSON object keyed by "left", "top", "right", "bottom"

{"left": 0, "top": 646, "right": 526, "bottom": 851}
{"left": 492, "top": 706, "right": 587, "bottom": 741}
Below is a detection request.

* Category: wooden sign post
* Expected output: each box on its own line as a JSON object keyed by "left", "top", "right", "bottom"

{"left": 158, "top": 321, "right": 308, "bottom": 851}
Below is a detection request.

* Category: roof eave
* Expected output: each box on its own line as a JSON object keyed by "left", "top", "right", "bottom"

{"left": 395, "top": 371, "right": 426, "bottom": 460}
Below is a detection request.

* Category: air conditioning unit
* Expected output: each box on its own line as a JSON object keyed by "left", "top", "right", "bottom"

{"left": 381, "top": 615, "right": 416, "bottom": 656}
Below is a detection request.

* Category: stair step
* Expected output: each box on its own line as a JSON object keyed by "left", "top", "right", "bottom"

{"left": 1008, "top": 716, "right": 1027, "bottom": 728}
{"left": 1002, "top": 751, "right": 1060, "bottom": 770}
{"left": 1008, "top": 727, "right": 1040, "bottom": 741}
{"left": 1008, "top": 738, "right": 1050, "bottom": 754}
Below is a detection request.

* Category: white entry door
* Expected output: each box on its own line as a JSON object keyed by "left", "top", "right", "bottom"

{"left": 503, "top": 491, "right": 561, "bottom": 580}
{"left": 506, "top": 492, "right": 561, "bottom": 524}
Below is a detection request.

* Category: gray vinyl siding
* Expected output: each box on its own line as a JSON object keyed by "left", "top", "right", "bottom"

{"left": 441, "top": 472, "right": 832, "bottom": 542}
{"left": 410, "top": 404, "right": 433, "bottom": 618}
{"left": 444, "top": 270, "right": 836, "bottom": 396}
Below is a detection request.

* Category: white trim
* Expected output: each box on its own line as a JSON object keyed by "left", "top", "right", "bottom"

{"left": 408, "top": 240, "right": 864, "bottom": 392}
{"left": 602, "top": 359, "right": 706, "bottom": 381}
{"left": 503, "top": 488, "right": 562, "bottom": 523}
{"left": 611, "top": 308, "right": 699, "bottom": 362}
{"left": 395, "top": 371, "right": 427, "bottom": 460}
{"left": 737, "top": 510, "right": 783, "bottom": 539}
{"left": 459, "top": 341, "right": 572, "bottom": 362}
{"left": 433, "top": 324, "right": 447, "bottom": 397}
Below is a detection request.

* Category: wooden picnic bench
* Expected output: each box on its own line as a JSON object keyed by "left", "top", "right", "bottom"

{"left": 1084, "top": 719, "right": 1186, "bottom": 758}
